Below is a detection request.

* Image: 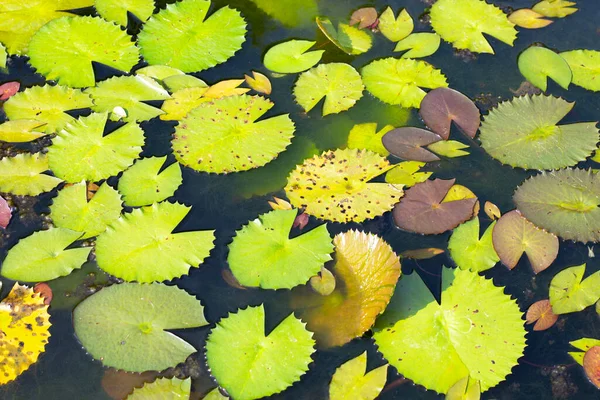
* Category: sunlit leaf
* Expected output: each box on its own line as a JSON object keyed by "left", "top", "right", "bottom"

{"left": 378, "top": 7, "right": 413, "bottom": 42}
{"left": 163, "top": 74, "right": 207, "bottom": 92}
{"left": 95, "top": 202, "right": 215, "bottom": 282}
{"left": 0, "top": 81, "right": 19, "bottom": 101}
{"left": 449, "top": 217, "right": 499, "bottom": 272}
{"left": 445, "top": 377, "right": 481, "bottom": 400}
{"left": 560, "top": 50, "right": 600, "bottom": 92}
{"left": 428, "top": 140, "right": 470, "bottom": 158}
{"left": 362, "top": 58, "right": 448, "bottom": 108}
{"left": 310, "top": 267, "right": 336, "bottom": 296}
{"left": 394, "top": 33, "right": 441, "bottom": 59}
{"left": 0, "top": 43, "right": 6, "bottom": 68}
{"left": 28, "top": 16, "right": 140, "bottom": 88}
{"left": 268, "top": 196, "right": 292, "bottom": 211}
{"left": 0, "top": 153, "right": 62, "bottom": 196}
{"left": 205, "top": 305, "right": 315, "bottom": 400}
{"left": 203, "top": 79, "right": 249, "bottom": 98}
{"left": 127, "top": 377, "right": 191, "bottom": 399}
{"left": 285, "top": 149, "right": 403, "bottom": 223}
{"left": 1, "top": 228, "right": 90, "bottom": 282}
{"left": 484, "top": 201, "right": 501, "bottom": 220}
{"left": 518, "top": 46, "right": 572, "bottom": 91}
{"left": 138, "top": 0, "right": 246, "bottom": 72}
{"left": 525, "top": 299, "right": 558, "bottom": 331}
{"left": 347, "top": 122, "right": 393, "bottom": 156}
{"left": 419, "top": 87, "right": 480, "bottom": 139}
{"left": 74, "top": 282, "right": 207, "bottom": 372}
{"left": 118, "top": 157, "right": 182, "bottom": 207}
{"left": 584, "top": 346, "right": 600, "bottom": 389}
{"left": 95, "top": 0, "right": 155, "bottom": 26}
{"left": 329, "top": 352, "right": 387, "bottom": 400}
{"left": 508, "top": 9, "right": 552, "bottom": 29}
{"left": 228, "top": 209, "right": 333, "bottom": 289}
{"left": 245, "top": 71, "right": 272, "bottom": 95}
{"left": 263, "top": 40, "right": 324, "bottom": 74}
{"left": 382, "top": 127, "right": 442, "bottom": 162}
{"left": 549, "top": 264, "right": 600, "bottom": 314}
{"left": 532, "top": 0, "right": 578, "bottom": 18}
{"left": 316, "top": 17, "right": 372, "bottom": 55}
{"left": 0, "top": 120, "right": 47, "bottom": 142}
{"left": 159, "top": 86, "right": 209, "bottom": 121}
{"left": 385, "top": 161, "right": 432, "bottom": 187}
{"left": 135, "top": 64, "right": 185, "bottom": 81}
{"left": 569, "top": 338, "right": 600, "bottom": 366}
{"left": 294, "top": 63, "right": 364, "bottom": 116}
{"left": 400, "top": 248, "right": 445, "bottom": 259}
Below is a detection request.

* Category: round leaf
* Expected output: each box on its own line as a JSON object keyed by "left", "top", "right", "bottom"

{"left": 118, "top": 157, "right": 183, "bottom": 207}
{"left": 419, "top": 87, "right": 480, "bottom": 139}
{"left": 560, "top": 50, "right": 600, "bottom": 91}
{"left": 382, "top": 127, "right": 442, "bottom": 162}
{"left": 0, "top": 153, "right": 62, "bottom": 196}
{"left": 329, "top": 352, "right": 388, "bottom": 400}
{"left": 449, "top": 217, "right": 499, "bottom": 272}
{"left": 518, "top": 46, "right": 572, "bottom": 91}
{"left": 349, "top": 8, "right": 377, "bottom": 29}
{"left": 394, "top": 33, "right": 441, "bottom": 59}
{"left": 584, "top": 347, "right": 600, "bottom": 389}
{"left": 549, "top": 264, "right": 600, "bottom": 314}
{"left": 263, "top": 40, "right": 324, "bottom": 74}
{"left": 525, "top": 299, "right": 558, "bottom": 331}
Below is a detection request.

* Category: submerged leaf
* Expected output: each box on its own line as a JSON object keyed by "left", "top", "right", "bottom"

{"left": 347, "top": 123, "right": 393, "bottom": 156}
{"left": 449, "top": 218, "right": 499, "bottom": 272}
{"left": 118, "top": 157, "right": 182, "bottom": 207}
{"left": 74, "top": 282, "right": 207, "bottom": 372}
{"left": 532, "top": 0, "right": 577, "bottom": 18}
{"left": 419, "top": 87, "right": 480, "bottom": 139}
{"left": 0, "top": 120, "right": 47, "bottom": 143}
{"left": 317, "top": 17, "right": 372, "bottom": 55}
{"left": 263, "top": 40, "right": 324, "bottom": 74}
{"left": 518, "top": 46, "right": 572, "bottom": 91}
{"left": 428, "top": 140, "right": 470, "bottom": 158}
{"left": 549, "top": 264, "right": 600, "bottom": 314}
{"left": 382, "top": 127, "right": 442, "bottom": 162}
{"left": 95, "top": 0, "right": 155, "bottom": 26}
{"left": 394, "top": 33, "right": 441, "bottom": 59}
{"left": 244, "top": 71, "right": 272, "bottom": 95}
{"left": 0, "top": 153, "right": 62, "bottom": 196}
{"left": 127, "top": 377, "right": 191, "bottom": 399}
{"left": 385, "top": 161, "right": 432, "bottom": 187}
{"left": 349, "top": 8, "right": 378, "bottom": 29}
{"left": 378, "top": 7, "right": 413, "bottom": 42}
{"left": 508, "top": 9, "right": 553, "bottom": 29}
{"left": 205, "top": 305, "right": 315, "bottom": 400}
{"left": 525, "top": 299, "right": 558, "bottom": 331}
{"left": 560, "top": 50, "right": 600, "bottom": 92}
{"left": 329, "top": 352, "right": 388, "bottom": 400}
{"left": 445, "top": 377, "right": 481, "bottom": 400}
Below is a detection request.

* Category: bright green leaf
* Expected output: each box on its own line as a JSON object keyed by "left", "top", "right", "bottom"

{"left": 518, "top": 46, "right": 572, "bottom": 91}
{"left": 569, "top": 338, "right": 600, "bottom": 366}
{"left": 0, "top": 120, "right": 47, "bottom": 142}
{"left": 532, "top": 0, "right": 577, "bottom": 18}
{"left": 449, "top": 218, "right": 499, "bottom": 272}
{"left": 159, "top": 86, "right": 209, "bottom": 121}
{"left": 560, "top": 50, "right": 600, "bottom": 91}
{"left": 316, "top": 17, "right": 372, "bottom": 55}
{"left": 163, "top": 74, "right": 207, "bottom": 92}
{"left": 329, "top": 352, "right": 388, "bottom": 400}
{"left": 95, "top": 0, "right": 155, "bottom": 26}
{"left": 118, "top": 157, "right": 183, "bottom": 207}
{"left": 378, "top": 7, "right": 413, "bottom": 42}
{"left": 0, "top": 43, "right": 6, "bottom": 68}
{"left": 428, "top": 140, "right": 470, "bottom": 158}
{"left": 347, "top": 123, "right": 393, "bottom": 156}
{"left": 394, "top": 33, "right": 441, "bottom": 59}
{"left": 135, "top": 65, "right": 185, "bottom": 81}
{"left": 127, "top": 377, "right": 191, "bottom": 399}
{"left": 0, "top": 153, "right": 62, "bottom": 196}
{"left": 446, "top": 377, "right": 481, "bottom": 400}
{"left": 549, "top": 264, "right": 600, "bottom": 314}
{"left": 385, "top": 161, "right": 432, "bottom": 187}
{"left": 263, "top": 40, "right": 324, "bottom": 74}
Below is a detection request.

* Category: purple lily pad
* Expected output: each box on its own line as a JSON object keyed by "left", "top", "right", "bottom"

{"left": 382, "top": 127, "right": 442, "bottom": 162}
{"left": 419, "top": 87, "right": 480, "bottom": 139}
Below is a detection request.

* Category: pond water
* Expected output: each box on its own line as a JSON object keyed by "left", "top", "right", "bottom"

{"left": 1, "top": 0, "right": 600, "bottom": 399}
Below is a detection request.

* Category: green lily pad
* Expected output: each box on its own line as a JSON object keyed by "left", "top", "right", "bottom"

{"left": 361, "top": 58, "right": 448, "bottom": 108}
{"left": 172, "top": 94, "right": 294, "bottom": 173}
{"left": 532, "top": 0, "right": 578, "bottom": 18}
{"left": 549, "top": 264, "right": 600, "bottom": 314}
{"left": 135, "top": 65, "right": 185, "bottom": 81}
{"left": 73, "top": 282, "right": 207, "bottom": 372}
{"left": 428, "top": 140, "right": 470, "bottom": 158}
{"left": 48, "top": 112, "right": 144, "bottom": 183}
{"left": 374, "top": 267, "right": 526, "bottom": 394}
{"left": 378, "top": 7, "right": 413, "bottom": 42}
{"left": 0, "top": 153, "right": 62, "bottom": 196}
{"left": 0, "top": 120, "right": 47, "bottom": 142}
{"left": 205, "top": 305, "right": 315, "bottom": 400}
{"left": 85, "top": 75, "right": 170, "bottom": 122}
{"left": 1, "top": 228, "right": 91, "bottom": 282}
{"left": 0, "top": 43, "right": 6, "bottom": 68}
{"left": 138, "top": 0, "right": 246, "bottom": 72}
{"left": 127, "top": 377, "right": 191, "bottom": 399}
{"left": 513, "top": 168, "right": 600, "bottom": 243}
{"left": 159, "top": 86, "right": 209, "bottom": 121}
{"left": 285, "top": 148, "right": 403, "bottom": 223}
{"left": 263, "top": 40, "right": 324, "bottom": 74}
{"left": 394, "top": 33, "right": 441, "bottom": 59}
{"left": 163, "top": 74, "right": 207, "bottom": 92}
{"left": 50, "top": 181, "right": 122, "bottom": 239}
{"left": 228, "top": 208, "right": 333, "bottom": 289}
{"left": 449, "top": 218, "right": 499, "bottom": 272}
{"left": 329, "top": 352, "right": 388, "bottom": 400}
{"left": 3, "top": 85, "right": 94, "bottom": 133}
{"left": 385, "top": 161, "right": 432, "bottom": 187}
{"left": 293, "top": 63, "right": 364, "bottom": 116}
{"left": 479, "top": 95, "right": 598, "bottom": 170}
{"left": 569, "top": 338, "right": 600, "bottom": 365}
{"left": 347, "top": 123, "right": 393, "bottom": 156}
{"left": 118, "top": 157, "right": 182, "bottom": 207}
{"left": 518, "top": 46, "right": 572, "bottom": 91}
{"left": 28, "top": 16, "right": 140, "bottom": 88}
{"left": 95, "top": 202, "right": 215, "bottom": 282}
{"left": 560, "top": 50, "right": 600, "bottom": 91}
{"left": 316, "top": 17, "right": 372, "bottom": 55}
{"left": 95, "top": 0, "right": 155, "bottom": 26}
{"left": 430, "top": 0, "right": 517, "bottom": 54}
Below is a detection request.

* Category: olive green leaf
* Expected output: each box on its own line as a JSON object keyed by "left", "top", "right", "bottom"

{"left": 316, "top": 17, "right": 372, "bottom": 55}
{"left": 0, "top": 153, "right": 62, "bottom": 196}
{"left": 263, "top": 40, "right": 324, "bottom": 74}
{"left": 95, "top": 0, "right": 155, "bottom": 26}
{"left": 518, "top": 46, "right": 572, "bottom": 91}
{"left": 394, "top": 33, "right": 441, "bottom": 59}
{"left": 378, "top": 7, "right": 413, "bottom": 42}
{"left": 118, "top": 157, "right": 182, "bottom": 207}
{"left": 449, "top": 217, "right": 499, "bottom": 272}
{"left": 560, "top": 50, "right": 600, "bottom": 91}
{"left": 329, "top": 352, "right": 388, "bottom": 400}
{"left": 549, "top": 264, "right": 600, "bottom": 314}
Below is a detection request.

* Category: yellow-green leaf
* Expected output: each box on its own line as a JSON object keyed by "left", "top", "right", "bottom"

{"left": 428, "top": 140, "right": 470, "bottom": 158}
{"left": 378, "top": 7, "right": 413, "bottom": 42}
{"left": 329, "top": 352, "right": 388, "bottom": 400}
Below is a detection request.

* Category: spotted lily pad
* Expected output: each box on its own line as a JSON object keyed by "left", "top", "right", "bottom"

{"left": 1, "top": 228, "right": 91, "bottom": 282}
{"left": 394, "top": 33, "right": 441, "bottom": 59}
{"left": 0, "top": 283, "right": 51, "bottom": 385}
{"left": 127, "top": 377, "right": 191, "bottom": 399}
{"left": 532, "top": 0, "right": 578, "bottom": 18}
{"left": 263, "top": 40, "right": 324, "bottom": 74}
{"left": 138, "top": 0, "right": 246, "bottom": 72}
{"left": 378, "top": 7, "right": 413, "bottom": 42}
{"left": 0, "top": 153, "right": 62, "bottom": 196}
{"left": 74, "top": 282, "right": 207, "bottom": 372}
{"left": 316, "top": 17, "right": 372, "bottom": 55}
{"left": 205, "top": 305, "right": 315, "bottom": 400}
{"left": 0, "top": 120, "right": 47, "bottom": 142}
{"left": 28, "top": 16, "right": 140, "bottom": 87}
{"left": 518, "top": 46, "right": 572, "bottom": 91}
{"left": 382, "top": 127, "right": 442, "bottom": 162}
{"left": 329, "top": 352, "right": 388, "bottom": 400}
{"left": 362, "top": 58, "right": 448, "bottom": 108}
{"left": 228, "top": 208, "right": 334, "bottom": 289}
{"left": 285, "top": 149, "right": 403, "bottom": 223}
{"left": 95, "top": 0, "right": 155, "bottom": 26}
{"left": 118, "top": 157, "right": 182, "bottom": 207}
{"left": 294, "top": 63, "right": 364, "bottom": 116}
{"left": 172, "top": 94, "right": 294, "bottom": 173}
{"left": 479, "top": 95, "right": 598, "bottom": 170}
{"left": 385, "top": 161, "right": 432, "bottom": 187}
{"left": 549, "top": 264, "right": 600, "bottom": 314}
{"left": 449, "top": 217, "right": 499, "bottom": 272}
{"left": 419, "top": 87, "right": 480, "bottom": 139}
{"left": 513, "top": 168, "right": 600, "bottom": 243}
{"left": 560, "top": 50, "right": 600, "bottom": 91}
{"left": 347, "top": 123, "right": 393, "bottom": 156}
{"left": 430, "top": 0, "right": 517, "bottom": 54}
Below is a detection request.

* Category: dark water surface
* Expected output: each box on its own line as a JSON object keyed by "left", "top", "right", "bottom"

{"left": 1, "top": 0, "right": 600, "bottom": 399}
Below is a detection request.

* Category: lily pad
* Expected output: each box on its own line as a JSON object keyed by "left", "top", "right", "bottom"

{"left": 374, "top": 267, "right": 527, "bottom": 394}
{"left": 3, "top": 84, "right": 94, "bottom": 133}
{"left": 163, "top": 74, "right": 207, "bottom": 92}
{"left": 549, "top": 264, "right": 600, "bottom": 314}
{"left": 526, "top": 299, "right": 558, "bottom": 331}
{"left": 293, "top": 63, "right": 364, "bottom": 116}
{"left": 0, "top": 283, "right": 51, "bottom": 385}
{"left": 316, "top": 17, "right": 372, "bottom": 55}
{"left": 362, "top": 58, "right": 448, "bottom": 108}
{"left": 385, "top": 161, "right": 432, "bottom": 187}
{"left": 245, "top": 71, "right": 272, "bottom": 95}
{"left": 479, "top": 95, "right": 598, "bottom": 170}
{"left": 347, "top": 123, "right": 393, "bottom": 156}
{"left": 48, "top": 112, "right": 144, "bottom": 183}
{"left": 508, "top": 9, "right": 553, "bottom": 29}
{"left": 560, "top": 50, "right": 600, "bottom": 91}
{"left": 570, "top": 338, "right": 600, "bottom": 365}
{"left": 419, "top": 87, "right": 480, "bottom": 139}
{"left": 118, "top": 157, "right": 183, "bottom": 207}
{"left": 172, "top": 94, "right": 294, "bottom": 173}
{"left": 350, "top": 8, "right": 377, "bottom": 29}
{"left": 263, "top": 40, "right": 324, "bottom": 74}
{"left": 227, "top": 208, "right": 333, "bottom": 289}
{"left": 449, "top": 217, "right": 499, "bottom": 272}
{"left": 74, "top": 282, "right": 207, "bottom": 372}
{"left": 86, "top": 75, "right": 170, "bottom": 122}
{"left": 378, "top": 7, "right": 413, "bottom": 42}
{"left": 518, "top": 46, "right": 572, "bottom": 91}
{"left": 95, "top": 202, "right": 214, "bottom": 282}
{"left": 394, "top": 33, "right": 441, "bottom": 59}
{"left": 513, "top": 168, "right": 600, "bottom": 243}
{"left": 382, "top": 127, "right": 442, "bottom": 162}
{"left": 0, "top": 120, "right": 47, "bottom": 142}
{"left": 95, "top": 0, "right": 155, "bottom": 26}
{"left": 127, "top": 377, "right": 191, "bottom": 399}
{"left": 159, "top": 86, "right": 209, "bottom": 121}
{"left": 532, "top": 0, "right": 578, "bottom": 18}
{"left": 0, "top": 153, "right": 62, "bottom": 196}
{"left": 0, "top": 43, "right": 5, "bottom": 68}
{"left": 138, "top": 0, "right": 246, "bottom": 72}
{"left": 584, "top": 347, "right": 600, "bottom": 389}
{"left": 285, "top": 148, "right": 403, "bottom": 223}
{"left": 293, "top": 230, "right": 401, "bottom": 348}
{"left": 393, "top": 178, "right": 477, "bottom": 234}
{"left": 28, "top": 16, "right": 140, "bottom": 88}
{"left": 428, "top": 140, "right": 470, "bottom": 158}
{"left": 430, "top": 0, "right": 517, "bottom": 54}
{"left": 135, "top": 65, "right": 185, "bottom": 81}
{"left": 0, "top": 81, "right": 19, "bottom": 101}
{"left": 1, "top": 228, "right": 90, "bottom": 282}
{"left": 329, "top": 352, "right": 388, "bottom": 400}
{"left": 205, "top": 305, "right": 315, "bottom": 400}
{"left": 0, "top": 195, "right": 11, "bottom": 229}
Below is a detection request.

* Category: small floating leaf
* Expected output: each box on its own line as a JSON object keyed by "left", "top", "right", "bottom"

{"left": 316, "top": 17, "right": 372, "bottom": 55}
{"left": 329, "top": 352, "right": 388, "bottom": 400}
{"left": 385, "top": 161, "right": 432, "bottom": 187}
{"left": 244, "top": 71, "right": 272, "bottom": 95}
{"left": 428, "top": 140, "right": 470, "bottom": 158}
{"left": 310, "top": 267, "right": 336, "bottom": 296}
{"left": 203, "top": 79, "right": 249, "bottom": 98}
{"left": 263, "top": 40, "right": 324, "bottom": 74}
{"left": 518, "top": 46, "right": 572, "bottom": 91}
{"left": 378, "top": 7, "right": 413, "bottom": 42}
{"left": 268, "top": 196, "right": 292, "bottom": 211}
{"left": 532, "top": 0, "right": 578, "bottom": 18}
{"left": 0, "top": 153, "right": 62, "bottom": 196}
{"left": 484, "top": 201, "right": 501, "bottom": 220}
{"left": 382, "top": 127, "right": 442, "bottom": 162}
{"left": 127, "top": 377, "right": 191, "bottom": 399}
{"left": 508, "top": 9, "right": 553, "bottom": 29}
{"left": 549, "top": 264, "right": 600, "bottom": 314}
{"left": 95, "top": 0, "right": 155, "bottom": 26}
{"left": 350, "top": 8, "right": 378, "bottom": 29}
{"left": 525, "top": 299, "right": 558, "bottom": 331}
{"left": 449, "top": 218, "right": 499, "bottom": 272}
{"left": 74, "top": 282, "right": 207, "bottom": 372}
{"left": 0, "top": 120, "right": 47, "bottom": 142}
{"left": 0, "top": 195, "right": 11, "bottom": 229}
{"left": 419, "top": 87, "right": 480, "bottom": 139}
{"left": 560, "top": 50, "right": 600, "bottom": 91}
{"left": 570, "top": 338, "right": 600, "bottom": 365}
{"left": 1, "top": 228, "right": 90, "bottom": 282}
{"left": 394, "top": 33, "right": 441, "bottom": 59}
{"left": 118, "top": 157, "right": 182, "bottom": 207}
{"left": 205, "top": 305, "right": 315, "bottom": 400}
{"left": 0, "top": 81, "right": 19, "bottom": 101}
{"left": 138, "top": 0, "right": 246, "bottom": 72}
{"left": 584, "top": 347, "right": 600, "bottom": 389}
{"left": 294, "top": 63, "right": 364, "bottom": 116}
{"left": 227, "top": 209, "right": 334, "bottom": 289}
{"left": 347, "top": 122, "right": 393, "bottom": 156}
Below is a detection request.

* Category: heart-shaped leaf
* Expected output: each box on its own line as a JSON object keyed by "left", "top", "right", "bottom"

{"left": 518, "top": 46, "right": 572, "bottom": 91}
{"left": 382, "top": 127, "right": 442, "bottom": 162}
{"left": 419, "top": 87, "right": 480, "bottom": 139}
{"left": 263, "top": 40, "right": 324, "bottom": 74}
{"left": 549, "top": 264, "right": 600, "bottom": 314}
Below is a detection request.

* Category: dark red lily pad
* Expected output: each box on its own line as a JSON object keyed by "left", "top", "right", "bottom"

{"left": 33, "top": 282, "right": 53, "bottom": 305}
{"left": 584, "top": 346, "right": 600, "bottom": 389}
{"left": 525, "top": 299, "right": 558, "bottom": 331}
{"left": 392, "top": 178, "right": 477, "bottom": 234}
{"left": 0, "top": 195, "right": 11, "bottom": 228}
{"left": 350, "top": 7, "right": 378, "bottom": 29}
{"left": 419, "top": 87, "right": 480, "bottom": 139}
{"left": 382, "top": 127, "right": 442, "bottom": 162}
{"left": 0, "top": 81, "right": 20, "bottom": 101}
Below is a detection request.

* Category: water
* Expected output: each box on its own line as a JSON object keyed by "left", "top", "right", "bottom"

{"left": 1, "top": 0, "right": 600, "bottom": 398}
